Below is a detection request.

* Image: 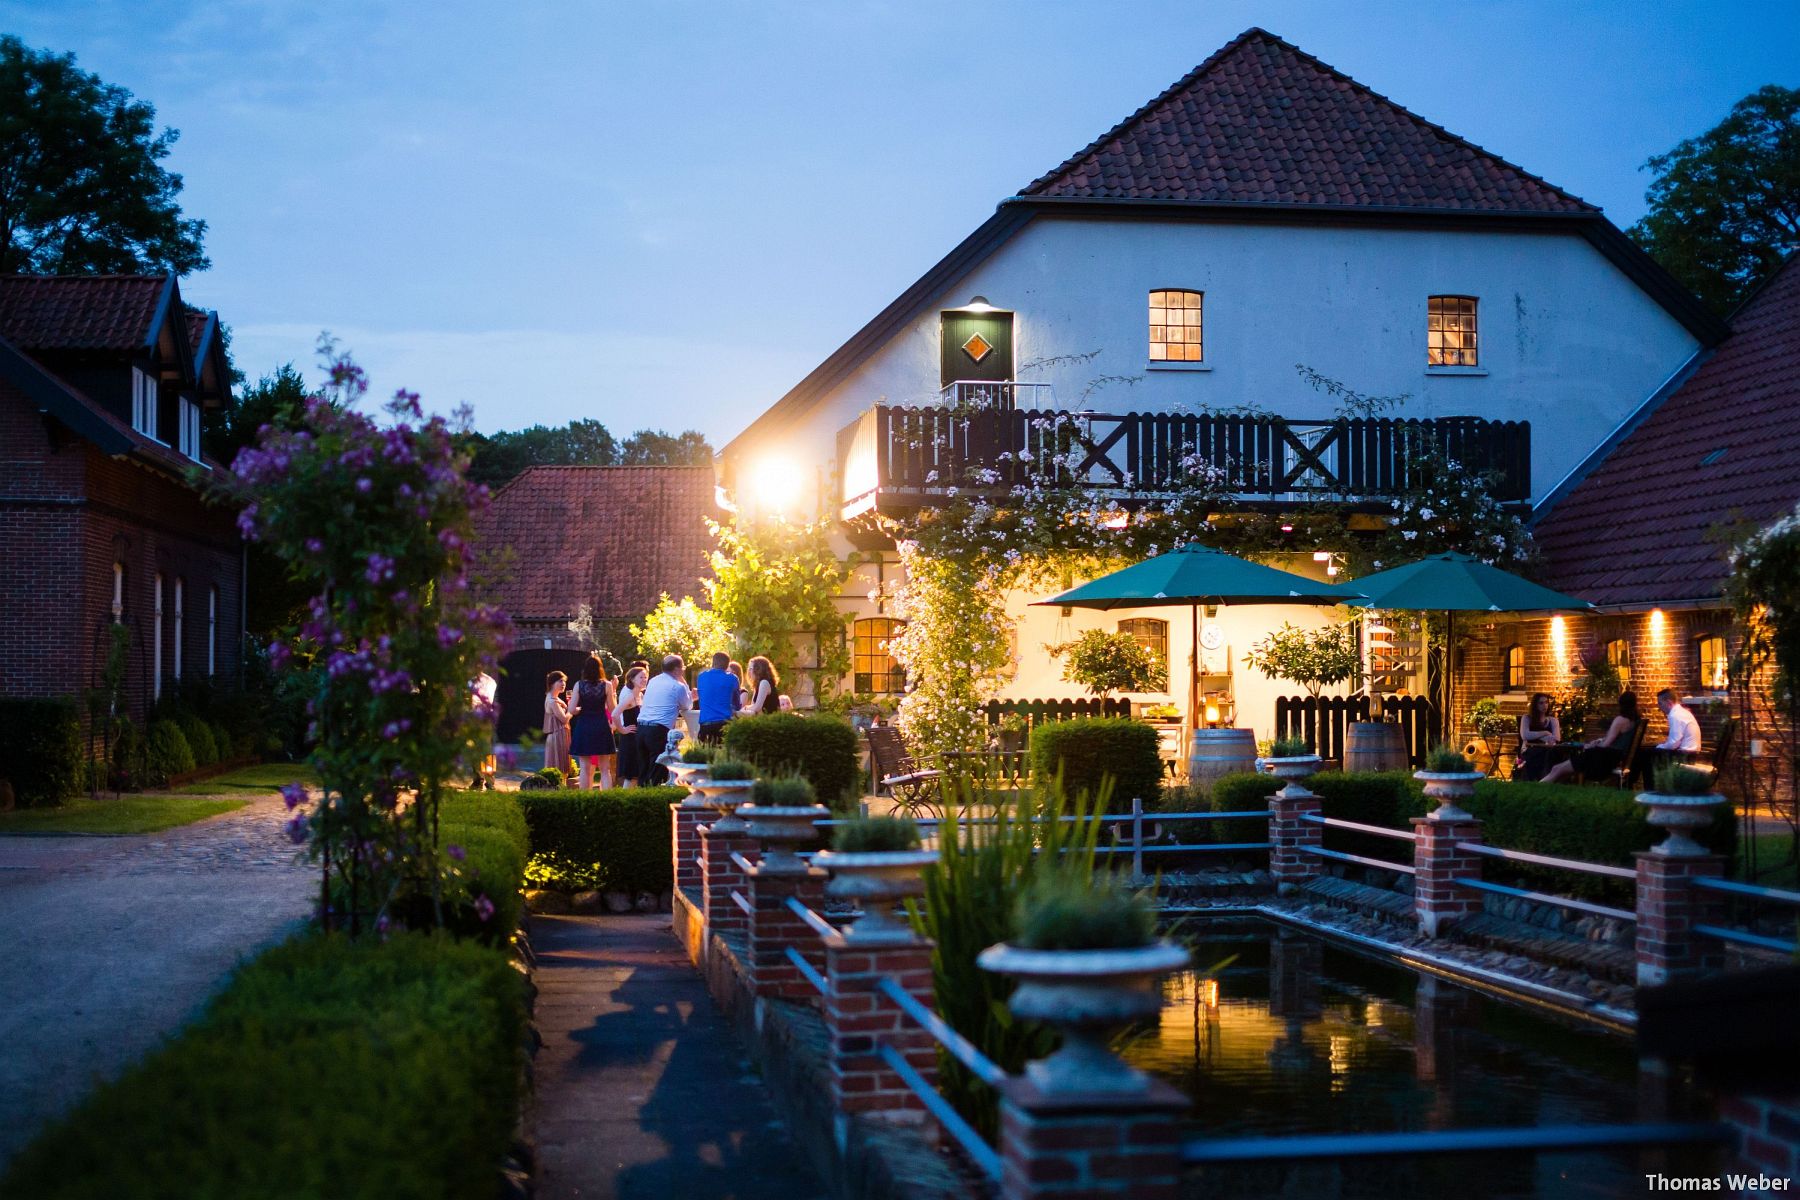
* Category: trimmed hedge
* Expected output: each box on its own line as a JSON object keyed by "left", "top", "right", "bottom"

{"left": 723, "top": 714, "right": 861, "bottom": 809}
{"left": 1029, "top": 718, "right": 1163, "bottom": 811}
{"left": 0, "top": 697, "right": 83, "bottom": 807}
{"left": 1193, "top": 770, "right": 1737, "bottom": 898}
{"left": 515, "top": 786, "right": 685, "bottom": 895}
{"left": 0, "top": 932, "right": 527, "bottom": 1200}
{"left": 178, "top": 715, "right": 219, "bottom": 767}
{"left": 384, "top": 792, "right": 529, "bottom": 943}
{"left": 145, "top": 719, "right": 196, "bottom": 784}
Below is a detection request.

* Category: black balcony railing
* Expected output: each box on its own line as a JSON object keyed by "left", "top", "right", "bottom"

{"left": 838, "top": 405, "right": 1530, "bottom": 516}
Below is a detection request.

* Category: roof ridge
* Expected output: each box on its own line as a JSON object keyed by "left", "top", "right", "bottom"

{"left": 1021, "top": 27, "right": 1595, "bottom": 213}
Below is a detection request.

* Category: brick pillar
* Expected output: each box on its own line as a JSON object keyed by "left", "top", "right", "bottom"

{"left": 747, "top": 864, "right": 827, "bottom": 1000}
{"left": 1411, "top": 815, "right": 1483, "bottom": 937}
{"left": 824, "top": 932, "right": 937, "bottom": 1121}
{"left": 699, "top": 821, "right": 756, "bottom": 939}
{"left": 1634, "top": 851, "right": 1725, "bottom": 987}
{"left": 671, "top": 797, "right": 709, "bottom": 894}
{"left": 1719, "top": 1091, "right": 1800, "bottom": 1194}
{"left": 1268, "top": 786, "right": 1320, "bottom": 893}
{"left": 997, "top": 1078, "right": 1187, "bottom": 1200}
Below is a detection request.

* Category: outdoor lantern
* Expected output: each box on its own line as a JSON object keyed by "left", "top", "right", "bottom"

{"left": 1204, "top": 701, "right": 1221, "bottom": 727}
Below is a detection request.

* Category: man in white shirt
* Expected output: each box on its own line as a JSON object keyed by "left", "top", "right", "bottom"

{"left": 1650, "top": 687, "right": 1703, "bottom": 778}
{"left": 635, "top": 655, "right": 692, "bottom": 785}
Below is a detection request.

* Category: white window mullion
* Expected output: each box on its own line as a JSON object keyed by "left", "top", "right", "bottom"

{"left": 153, "top": 574, "right": 164, "bottom": 700}
{"left": 207, "top": 587, "right": 217, "bottom": 676}
{"left": 173, "top": 577, "right": 184, "bottom": 681}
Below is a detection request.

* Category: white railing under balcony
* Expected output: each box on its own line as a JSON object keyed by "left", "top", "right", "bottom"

{"left": 939, "top": 379, "right": 1055, "bottom": 411}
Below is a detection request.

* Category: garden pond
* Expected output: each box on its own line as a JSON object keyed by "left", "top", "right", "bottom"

{"left": 1128, "top": 920, "right": 1718, "bottom": 1199}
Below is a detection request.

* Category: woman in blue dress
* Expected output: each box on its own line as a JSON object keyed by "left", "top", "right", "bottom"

{"left": 567, "top": 654, "right": 618, "bottom": 789}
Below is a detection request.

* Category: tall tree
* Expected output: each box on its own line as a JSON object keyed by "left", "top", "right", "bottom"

{"left": 205, "top": 362, "right": 306, "bottom": 467}
{"left": 0, "top": 37, "right": 207, "bottom": 274}
{"left": 1630, "top": 85, "right": 1800, "bottom": 314}
{"left": 464, "top": 418, "right": 620, "bottom": 485}
{"left": 620, "top": 428, "right": 713, "bottom": 465}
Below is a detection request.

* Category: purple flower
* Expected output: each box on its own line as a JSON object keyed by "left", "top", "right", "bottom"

{"left": 447, "top": 844, "right": 466, "bottom": 862}
{"left": 283, "top": 811, "right": 309, "bottom": 845}
{"left": 474, "top": 895, "right": 495, "bottom": 922}
{"left": 356, "top": 477, "right": 372, "bottom": 494}
{"left": 279, "top": 783, "right": 307, "bottom": 810}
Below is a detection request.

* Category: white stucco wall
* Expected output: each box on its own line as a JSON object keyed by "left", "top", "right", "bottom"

{"left": 729, "top": 213, "right": 1701, "bottom": 519}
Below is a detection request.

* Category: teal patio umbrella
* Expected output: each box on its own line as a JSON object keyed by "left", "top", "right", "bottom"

{"left": 1036, "top": 544, "right": 1359, "bottom": 741}
{"left": 1335, "top": 552, "right": 1594, "bottom": 745}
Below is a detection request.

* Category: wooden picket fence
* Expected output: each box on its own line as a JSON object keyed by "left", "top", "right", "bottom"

{"left": 1273, "top": 694, "right": 1436, "bottom": 767}
{"left": 982, "top": 697, "right": 1131, "bottom": 726}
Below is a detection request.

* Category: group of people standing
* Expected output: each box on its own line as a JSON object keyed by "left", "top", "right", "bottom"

{"left": 541, "top": 651, "right": 784, "bottom": 788}
{"left": 1512, "top": 687, "right": 1704, "bottom": 785}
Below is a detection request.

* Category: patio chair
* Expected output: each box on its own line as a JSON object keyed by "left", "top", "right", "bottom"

{"left": 866, "top": 725, "right": 944, "bottom": 820}
{"left": 1688, "top": 715, "right": 1738, "bottom": 784}
{"left": 1605, "top": 718, "right": 1650, "bottom": 789}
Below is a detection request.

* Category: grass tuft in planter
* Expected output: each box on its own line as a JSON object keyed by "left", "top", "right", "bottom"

{"left": 1652, "top": 762, "right": 1719, "bottom": 795}
{"left": 706, "top": 759, "right": 755, "bottom": 782}
{"left": 1014, "top": 870, "right": 1156, "bottom": 951}
{"left": 1268, "top": 735, "right": 1312, "bottom": 758}
{"left": 1425, "top": 744, "right": 1475, "bottom": 773}
{"left": 831, "top": 815, "right": 921, "bottom": 853}
{"left": 679, "top": 743, "right": 716, "bottom": 764}
{"left": 751, "top": 775, "right": 817, "bottom": 807}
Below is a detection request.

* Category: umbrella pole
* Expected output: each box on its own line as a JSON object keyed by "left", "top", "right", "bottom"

{"left": 1188, "top": 604, "right": 1199, "bottom": 760}
{"left": 1445, "top": 609, "right": 1455, "bottom": 751}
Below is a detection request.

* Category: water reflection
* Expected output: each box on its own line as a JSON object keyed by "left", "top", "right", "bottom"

{"left": 1128, "top": 921, "right": 1715, "bottom": 1199}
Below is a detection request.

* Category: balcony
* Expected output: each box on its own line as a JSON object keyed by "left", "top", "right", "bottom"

{"left": 838, "top": 400, "right": 1530, "bottom": 521}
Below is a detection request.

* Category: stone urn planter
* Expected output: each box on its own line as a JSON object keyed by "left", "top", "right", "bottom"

{"left": 664, "top": 760, "right": 711, "bottom": 793}
{"left": 1635, "top": 786, "right": 1726, "bottom": 857}
{"left": 688, "top": 776, "right": 757, "bottom": 834}
{"left": 741, "top": 803, "right": 828, "bottom": 874}
{"left": 1264, "top": 754, "right": 1323, "bottom": 800}
{"left": 977, "top": 940, "right": 1191, "bottom": 1094}
{"left": 1413, "top": 770, "right": 1485, "bottom": 821}
{"left": 812, "top": 849, "right": 938, "bottom": 942}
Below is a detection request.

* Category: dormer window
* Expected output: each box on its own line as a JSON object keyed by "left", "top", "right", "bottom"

{"left": 131, "top": 367, "right": 158, "bottom": 438}
{"left": 178, "top": 397, "right": 202, "bottom": 462}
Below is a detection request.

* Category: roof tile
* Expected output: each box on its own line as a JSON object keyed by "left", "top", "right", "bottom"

{"left": 0, "top": 275, "right": 169, "bottom": 351}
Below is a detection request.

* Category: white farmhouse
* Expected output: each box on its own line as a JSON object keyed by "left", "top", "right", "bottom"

{"left": 719, "top": 28, "right": 1725, "bottom": 750}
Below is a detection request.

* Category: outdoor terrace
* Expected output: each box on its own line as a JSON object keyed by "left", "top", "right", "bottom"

{"left": 837, "top": 389, "right": 1531, "bottom": 522}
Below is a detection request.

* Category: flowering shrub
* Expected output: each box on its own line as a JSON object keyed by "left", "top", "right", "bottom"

{"left": 1731, "top": 503, "right": 1800, "bottom": 699}
{"left": 1051, "top": 628, "right": 1166, "bottom": 695}
{"left": 630, "top": 593, "right": 730, "bottom": 666}
{"left": 1242, "top": 621, "right": 1361, "bottom": 697}
{"left": 704, "top": 514, "right": 851, "bottom": 692}
{"left": 215, "top": 346, "right": 512, "bottom": 933}
{"left": 1373, "top": 444, "right": 1530, "bottom": 568}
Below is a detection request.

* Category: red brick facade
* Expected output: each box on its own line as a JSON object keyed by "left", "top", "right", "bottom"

{"left": 0, "top": 376, "right": 242, "bottom": 728}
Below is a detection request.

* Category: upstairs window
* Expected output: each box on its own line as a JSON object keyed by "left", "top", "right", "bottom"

{"left": 853, "top": 617, "right": 906, "bottom": 695}
{"left": 1605, "top": 637, "right": 1632, "bottom": 688}
{"left": 178, "top": 397, "right": 202, "bottom": 462}
{"left": 131, "top": 368, "right": 158, "bottom": 438}
{"left": 1696, "top": 634, "right": 1727, "bottom": 692}
{"left": 1148, "top": 290, "right": 1203, "bottom": 362}
{"left": 1428, "top": 296, "right": 1479, "bottom": 366}
{"left": 1503, "top": 644, "right": 1525, "bottom": 691}
{"left": 112, "top": 562, "right": 125, "bottom": 622}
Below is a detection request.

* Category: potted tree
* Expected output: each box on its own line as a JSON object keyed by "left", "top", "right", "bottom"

{"left": 977, "top": 870, "right": 1188, "bottom": 1094}
{"left": 1465, "top": 697, "right": 1517, "bottom": 777}
{"left": 1414, "top": 744, "right": 1485, "bottom": 821}
{"left": 813, "top": 816, "right": 935, "bottom": 942}
{"left": 1052, "top": 629, "right": 1166, "bottom": 700}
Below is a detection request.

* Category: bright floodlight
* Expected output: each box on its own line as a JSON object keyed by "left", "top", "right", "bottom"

{"left": 752, "top": 455, "right": 799, "bottom": 513}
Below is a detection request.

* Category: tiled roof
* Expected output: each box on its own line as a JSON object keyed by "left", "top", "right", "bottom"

{"left": 474, "top": 466, "right": 721, "bottom": 623}
{"left": 1022, "top": 28, "right": 1595, "bottom": 213}
{"left": 0, "top": 275, "right": 171, "bottom": 351}
{"left": 1535, "top": 255, "right": 1800, "bottom": 606}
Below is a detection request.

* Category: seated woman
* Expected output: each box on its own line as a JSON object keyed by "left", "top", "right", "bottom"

{"left": 1514, "top": 692, "right": 1562, "bottom": 781}
{"left": 1542, "top": 691, "right": 1639, "bottom": 785}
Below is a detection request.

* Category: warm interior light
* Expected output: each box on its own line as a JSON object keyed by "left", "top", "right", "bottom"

{"left": 751, "top": 455, "right": 800, "bottom": 513}
{"left": 1280, "top": 523, "right": 1295, "bottom": 533}
{"left": 1551, "top": 614, "right": 1569, "bottom": 674}
{"left": 1313, "top": 551, "right": 1332, "bottom": 562}
{"left": 1200, "top": 979, "right": 1220, "bottom": 1009}
{"left": 1204, "top": 702, "right": 1221, "bottom": 726}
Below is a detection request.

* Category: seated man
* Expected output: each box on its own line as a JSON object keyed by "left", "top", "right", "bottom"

{"left": 1645, "top": 686, "right": 1702, "bottom": 778}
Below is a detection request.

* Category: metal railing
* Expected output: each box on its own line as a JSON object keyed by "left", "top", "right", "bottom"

{"left": 1690, "top": 876, "right": 1800, "bottom": 955}
{"left": 1183, "top": 1122, "right": 1731, "bottom": 1165}
{"left": 939, "top": 379, "right": 1056, "bottom": 411}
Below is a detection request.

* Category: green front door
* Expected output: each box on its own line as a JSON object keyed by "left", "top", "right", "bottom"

{"left": 940, "top": 309, "right": 1014, "bottom": 393}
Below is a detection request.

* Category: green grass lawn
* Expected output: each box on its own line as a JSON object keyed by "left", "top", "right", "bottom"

{"left": 0, "top": 795, "right": 247, "bottom": 835}
{"left": 171, "top": 762, "right": 318, "bottom": 795}
{"left": 1739, "top": 831, "right": 1800, "bottom": 889}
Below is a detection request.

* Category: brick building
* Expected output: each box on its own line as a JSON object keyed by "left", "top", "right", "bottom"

{"left": 1453, "top": 254, "right": 1800, "bottom": 799}
{"left": 0, "top": 276, "right": 243, "bottom": 729}
{"left": 472, "top": 464, "right": 720, "bottom": 739}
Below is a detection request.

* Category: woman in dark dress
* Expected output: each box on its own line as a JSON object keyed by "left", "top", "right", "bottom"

{"left": 567, "top": 654, "right": 617, "bottom": 790}
{"left": 742, "top": 656, "right": 781, "bottom": 715}
{"left": 1544, "top": 692, "right": 1639, "bottom": 785}
{"left": 1515, "top": 692, "right": 1562, "bottom": 781}
{"left": 614, "top": 665, "right": 648, "bottom": 787}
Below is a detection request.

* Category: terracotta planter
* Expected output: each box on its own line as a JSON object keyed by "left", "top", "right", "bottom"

{"left": 978, "top": 940, "right": 1191, "bottom": 1094}
{"left": 1635, "top": 788, "right": 1726, "bottom": 857}
{"left": 741, "top": 803, "right": 828, "bottom": 874}
{"left": 688, "top": 777, "right": 756, "bottom": 833}
{"left": 1413, "top": 770, "right": 1485, "bottom": 821}
{"left": 813, "top": 849, "right": 938, "bottom": 942}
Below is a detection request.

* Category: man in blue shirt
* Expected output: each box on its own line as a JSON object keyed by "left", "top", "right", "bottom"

{"left": 695, "top": 651, "right": 739, "bottom": 745}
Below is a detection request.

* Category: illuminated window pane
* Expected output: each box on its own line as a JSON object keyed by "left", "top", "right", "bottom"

{"left": 1117, "top": 618, "right": 1170, "bottom": 689}
{"left": 1148, "top": 290, "right": 1202, "bottom": 363}
{"left": 1695, "top": 635, "right": 1727, "bottom": 691}
{"left": 1504, "top": 644, "right": 1524, "bottom": 691}
{"left": 1428, "top": 296, "right": 1478, "bottom": 366}
{"left": 854, "top": 617, "right": 907, "bottom": 695}
{"left": 1605, "top": 638, "right": 1631, "bottom": 688}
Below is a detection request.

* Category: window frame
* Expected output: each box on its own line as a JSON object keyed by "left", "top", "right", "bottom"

{"left": 1427, "top": 295, "right": 1480, "bottom": 368}
{"left": 1604, "top": 637, "right": 1632, "bottom": 688}
{"left": 131, "top": 367, "right": 159, "bottom": 439}
{"left": 1502, "top": 643, "right": 1525, "bottom": 692}
{"left": 852, "top": 616, "right": 907, "bottom": 696}
{"left": 1117, "top": 618, "right": 1171, "bottom": 691}
{"left": 178, "top": 396, "right": 202, "bottom": 462}
{"left": 152, "top": 573, "right": 164, "bottom": 700}
{"left": 1147, "top": 289, "right": 1205, "bottom": 365}
{"left": 112, "top": 562, "right": 126, "bottom": 623}
{"left": 1695, "top": 634, "right": 1727, "bottom": 692}
{"left": 208, "top": 586, "right": 218, "bottom": 677}
{"left": 173, "top": 577, "right": 184, "bottom": 681}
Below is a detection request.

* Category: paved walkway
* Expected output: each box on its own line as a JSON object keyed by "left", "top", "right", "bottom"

{"left": 531, "top": 914, "right": 828, "bottom": 1200}
{"left": 0, "top": 795, "right": 313, "bottom": 1166}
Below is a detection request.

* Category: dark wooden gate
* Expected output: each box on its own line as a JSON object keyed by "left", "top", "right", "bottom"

{"left": 495, "top": 648, "right": 593, "bottom": 743}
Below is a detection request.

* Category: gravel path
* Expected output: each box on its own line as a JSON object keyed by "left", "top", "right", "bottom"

{"left": 0, "top": 795, "right": 313, "bottom": 1167}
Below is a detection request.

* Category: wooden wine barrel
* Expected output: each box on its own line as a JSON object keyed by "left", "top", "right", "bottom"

{"left": 1344, "top": 722, "right": 1409, "bottom": 774}
{"left": 1187, "top": 728, "right": 1257, "bottom": 793}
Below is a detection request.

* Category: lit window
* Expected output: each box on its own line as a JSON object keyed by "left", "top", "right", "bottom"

{"left": 1503, "top": 644, "right": 1524, "bottom": 691}
{"left": 853, "top": 617, "right": 906, "bottom": 695}
{"left": 1604, "top": 638, "right": 1631, "bottom": 687}
{"left": 131, "top": 368, "right": 159, "bottom": 438}
{"left": 1148, "top": 290, "right": 1203, "bottom": 362}
{"left": 1428, "top": 296, "right": 1478, "bottom": 367}
{"left": 112, "top": 562, "right": 125, "bottom": 623}
{"left": 153, "top": 573, "right": 164, "bottom": 700}
{"left": 1696, "top": 635, "right": 1727, "bottom": 691}
{"left": 1118, "top": 618, "right": 1170, "bottom": 689}
{"left": 208, "top": 586, "right": 218, "bottom": 677}
{"left": 173, "top": 577, "right": 184, "bottom": 680}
